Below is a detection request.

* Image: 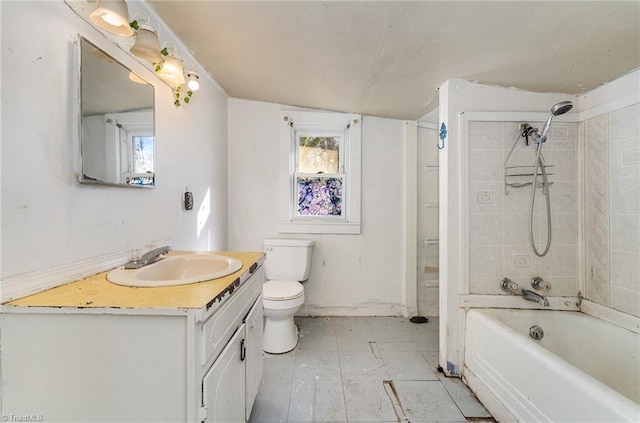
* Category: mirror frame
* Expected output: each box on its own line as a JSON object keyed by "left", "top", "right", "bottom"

{"left": 77, "top": 35, "right": 157, "bottom": 188}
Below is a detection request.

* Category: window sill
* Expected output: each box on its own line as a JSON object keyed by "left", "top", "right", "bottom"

{"left": 278, "top": 221, "right": 361, "bottom": 235}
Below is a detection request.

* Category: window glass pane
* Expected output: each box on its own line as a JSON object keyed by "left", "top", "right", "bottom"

{"left": 298, "top": 136, "right": 340, "bottom": 173}
{"left": 297, "top": 176, "right": 343, "bottom": 216}
{"left": 133, "top": 136, "right": 154, "bottom": 173}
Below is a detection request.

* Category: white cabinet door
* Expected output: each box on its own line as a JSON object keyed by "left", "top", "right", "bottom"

{"left": 244, "top": 295, "right": 264, "bottom": 420}
{"left": 202, "top": 324, "right": 246, "bottom": 423}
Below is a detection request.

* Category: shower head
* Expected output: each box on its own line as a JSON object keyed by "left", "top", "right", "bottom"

{"left": 551, "top": 101, "right": 573, "bottom": 116}
{"left": 539, "top": 101, "right": 573, "bottom": 141}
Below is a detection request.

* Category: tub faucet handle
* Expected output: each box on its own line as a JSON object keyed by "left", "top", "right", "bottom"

{"left": 531, "top": 277, "right": 551, "bottom": 291}
{"left": 500, "top": 278, "right": 518, "bottom": 293}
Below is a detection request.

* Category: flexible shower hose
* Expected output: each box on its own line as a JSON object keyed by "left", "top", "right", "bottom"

{"left": 529, "top": 142, "right": 552, "bottom": 257}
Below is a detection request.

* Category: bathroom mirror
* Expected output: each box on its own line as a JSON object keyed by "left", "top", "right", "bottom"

{"left": 79, "top": 37, "right": 155, "bottom": 187}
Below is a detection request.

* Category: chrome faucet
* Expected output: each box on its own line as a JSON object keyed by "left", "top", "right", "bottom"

{"left": 522, "top": 289, "right": 549, "bottom": 307}
{"left": 124, "top": 245, "right": 172, "bottom": 269}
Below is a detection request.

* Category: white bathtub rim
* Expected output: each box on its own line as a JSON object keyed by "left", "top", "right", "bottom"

{"left": 458, "top": 297, "right": 640, "bottom": 335}
{"left": 465, "top": 309, "right": 640, "bottom": 422}
{"left": 581, "top": 299, "right": 640, "bottom": 334}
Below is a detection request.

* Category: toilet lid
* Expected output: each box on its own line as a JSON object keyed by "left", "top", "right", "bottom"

{"left": 263, "top": 280, "right": 304, "bottom": 301}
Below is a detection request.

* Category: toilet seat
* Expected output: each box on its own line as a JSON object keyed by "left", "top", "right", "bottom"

{"left": 263, "top": 280, "right": 304, "bottom": 301}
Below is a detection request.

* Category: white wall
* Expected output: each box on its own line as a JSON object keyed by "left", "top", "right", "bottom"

{"left": 228, "top": 98, "right": 407, "bottom": 316}
{"left": 1, "top": 1, "right": 229, "bottom": 300}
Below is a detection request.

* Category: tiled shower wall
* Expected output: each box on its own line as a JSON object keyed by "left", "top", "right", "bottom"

{"left": 467, "top": 121, "right": 579, "bottom": 296}
{"left": 584, "top": 103, "right": 640, "bottom": 318}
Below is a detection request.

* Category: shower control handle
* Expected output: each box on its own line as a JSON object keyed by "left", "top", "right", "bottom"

{"left": 531, "top": 277, "right": 551, "bottom": 291}
{"left": 500, "top": 278, "right": 518, "bottom": 293}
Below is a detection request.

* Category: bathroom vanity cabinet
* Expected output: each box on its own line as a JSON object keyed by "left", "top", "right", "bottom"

{"left": 1, "top": 251, "right": 265, "bottom": 423}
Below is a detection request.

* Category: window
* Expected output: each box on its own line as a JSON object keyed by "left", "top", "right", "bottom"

{"left": 132, "top": 135, "right": 155, "bottom": 174}
{"left": 120, "top": 129, "right": 154, "bottom": 186}
{"left": 296, "top": 134, "right": 343, "bottom": 217}
{"left": 125, "top": 134, "right": 155, "bottom": 186}
{"left": 279, "top": 111, "right": 361, "bottom": 234}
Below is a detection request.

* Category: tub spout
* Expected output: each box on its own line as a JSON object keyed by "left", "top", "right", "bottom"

{"left": 522, "top": 289, "right": 549, "bottom": 307}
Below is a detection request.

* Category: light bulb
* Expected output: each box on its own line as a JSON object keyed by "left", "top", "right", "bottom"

{"left": 101, "top": 12, "right": 124, "bottom": 27}
{"left": 187, "top": 71, "right": 200, "bottom": 91}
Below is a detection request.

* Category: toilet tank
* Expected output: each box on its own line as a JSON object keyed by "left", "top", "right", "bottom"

{"left": 263, "top": 239, "right": 314, "bottom": 281}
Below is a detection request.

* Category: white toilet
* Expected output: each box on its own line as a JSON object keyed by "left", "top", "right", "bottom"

{"left": 262, "top": 238, "right": 314, "bottom": 354}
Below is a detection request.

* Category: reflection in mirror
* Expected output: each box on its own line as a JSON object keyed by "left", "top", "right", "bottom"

{"left": 80, "top": 38, "right": 155, "bottom": 187}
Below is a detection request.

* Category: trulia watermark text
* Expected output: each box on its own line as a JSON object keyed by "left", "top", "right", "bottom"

{"left": 2, "top": 414, "right": 44, "bottom": 422}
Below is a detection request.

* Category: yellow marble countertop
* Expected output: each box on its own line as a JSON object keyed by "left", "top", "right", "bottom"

{"left": 4, "top": 251, "right": 264, "bottom": 310}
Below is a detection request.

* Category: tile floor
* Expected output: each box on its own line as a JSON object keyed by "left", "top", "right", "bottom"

{"left": 249, "top": 316, "right": 494, "bottom": 423}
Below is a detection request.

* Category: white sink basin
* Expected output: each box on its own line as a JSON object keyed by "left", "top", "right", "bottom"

{"left": 107, "top": 253, "right": 243, "bottom": 287}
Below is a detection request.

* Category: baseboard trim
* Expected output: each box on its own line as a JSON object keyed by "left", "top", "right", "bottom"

{"left": 298, "top": 304, "right": 404, "bottom": 317}
{"left": 402, "top": 305, "right": 418, "bottom": 318}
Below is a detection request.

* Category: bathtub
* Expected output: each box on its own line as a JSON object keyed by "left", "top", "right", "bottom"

{"left": 464, "top": 309, "right": 640, "bottom": 423}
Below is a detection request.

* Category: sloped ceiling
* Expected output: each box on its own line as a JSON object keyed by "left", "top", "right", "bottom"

{"left": 149, "top": 1, "right": 640, "bottom": 120}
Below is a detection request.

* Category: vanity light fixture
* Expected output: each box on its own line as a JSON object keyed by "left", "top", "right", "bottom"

{"left": 156, "top": 42, "right": 185, "bottom": 88}
{"left": 89, "top": 0, "right": 134, "bottom": 37}
{"left": 130, "top": 20, "right": 162, "bottom": 63}
{"left": 186, "top": 70, "right": 200, "bottom": 91}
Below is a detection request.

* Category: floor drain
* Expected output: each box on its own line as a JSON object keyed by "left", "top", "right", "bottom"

{"left": 410, "top": 316, "right": 428, "bottom": 324}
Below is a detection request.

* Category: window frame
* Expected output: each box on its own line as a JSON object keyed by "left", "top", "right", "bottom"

{"left": 278, "top": 110, "right": 361, "bottom": 234}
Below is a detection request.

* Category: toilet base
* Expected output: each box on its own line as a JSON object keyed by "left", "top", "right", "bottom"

{"left": 263, "top": 316, "right": 299, "bottom": 354}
